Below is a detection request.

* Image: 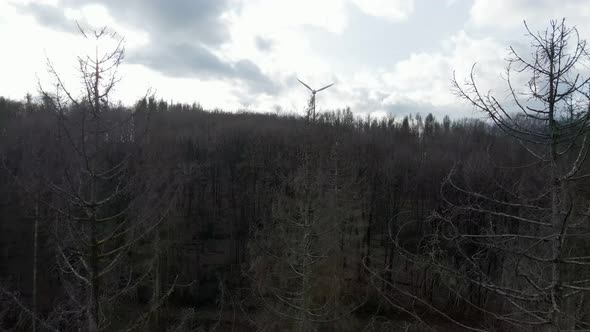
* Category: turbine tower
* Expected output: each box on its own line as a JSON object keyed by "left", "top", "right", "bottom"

{"left": 297, "top": 78, "right": 334, "bottom": 122}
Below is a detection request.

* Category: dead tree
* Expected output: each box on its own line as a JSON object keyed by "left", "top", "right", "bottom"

{"left": 390, "top": 19, "right": 590, "bottom": 331}
{"left": 248, "top": 140, "right": 364, "bottom": 331}
{"left": 39, "top": 26, "right": 177, "bottom": 331}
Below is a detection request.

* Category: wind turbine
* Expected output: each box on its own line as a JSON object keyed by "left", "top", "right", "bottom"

{"left": 297, "top": 78, "right": 334, "bottom": 122}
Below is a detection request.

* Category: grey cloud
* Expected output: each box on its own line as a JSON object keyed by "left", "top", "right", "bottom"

{"left": 17, "top": 0, "right": 280, "bottom": 95}
{"left": 20, "top": 1, "right": 231, "bottom": 46}
{"left": 128, "top": 43, "right": 280, "bottom": 94}
{"left": 17, "top": 3, "right": 79, "bottom": 32}
{"left": 233, "top": 60, "right": 280, "bottom": 94}
{"left": 61, "top": 0, "right": 232, "bottom": 47}
{"left": 255, "top": 36, "right": 273, "bottom": 52}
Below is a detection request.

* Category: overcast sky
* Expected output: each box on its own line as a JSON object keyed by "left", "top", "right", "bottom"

{"left": 1, "top": 0, "right": 590, "bottom": 118}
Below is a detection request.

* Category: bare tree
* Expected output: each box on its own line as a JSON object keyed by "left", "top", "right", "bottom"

{"left": 39, "top": 26, "right": 177, "bottom": 331}
{"left": 248, "top": 139, "right": 364, "bottom": 331}
{"left": 390, "top": 19, "right": 590, "bottom": 331}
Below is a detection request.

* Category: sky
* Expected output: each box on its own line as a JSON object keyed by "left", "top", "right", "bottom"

{"left": 1, "top": 0, "right": 590, "bottom": 119}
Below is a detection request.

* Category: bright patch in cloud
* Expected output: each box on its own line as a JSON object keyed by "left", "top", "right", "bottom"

{"left": 349, "top": 0, "right": 414, "bottom": 21}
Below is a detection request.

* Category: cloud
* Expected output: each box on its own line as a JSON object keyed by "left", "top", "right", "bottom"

{"left": 382, "top": 100, "right": 476, "bottom": 120}
{"left": 381, "top": 31, "right": 507, "bottom": 108}
{"left": 348, "top": 0, "right": 415, "bottom": 22}
{"left": 128, "top": 42, "right": 280, "bottom": 94}
{"left": 309, "top": 30, "right": 510, "bottom": 118}
{"left": 255, "top": 36, "right": 273, "bottom": 52}
{"left": 62, "top": 0, "right": 232, "bottom": 46}
{"left": 469, "top": 0, "right": 590, "bottom": 34}
{"left": 14, "top": 0, "right": 281, "bottom": 94}
{"left": 233, "top": 60, "right": 280, "bottom": 93}
{"left": 16, "top": 0, "right": 232, "bottom": 45}
{"left": 230, "top": 0, "right": 349, "bottom": 35}
{"left": 12, "top": 0, "right": 420, "bottom": 102}
{"left": 16, "top": 2, "right": 79, "bottom": 32}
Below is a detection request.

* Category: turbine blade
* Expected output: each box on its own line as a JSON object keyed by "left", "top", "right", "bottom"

{"left": 297, "top": 78, "right": 313, "bottom": 92}
{"left": 316, "top": 83, "right": 334, "bottom": 92}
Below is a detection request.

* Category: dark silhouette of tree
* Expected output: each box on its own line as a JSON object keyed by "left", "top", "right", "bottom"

{"left": 388, "top": 19, "right": 590, "bottom": 331}
{"left": 30, "top": 26, "right": 178, "bottom": 331}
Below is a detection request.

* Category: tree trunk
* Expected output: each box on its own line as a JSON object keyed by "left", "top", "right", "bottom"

{"left": 32, "top": 201, "right": 38, "bottom": 332}
{"left": 88, "top": 212, "right": 99, "bottom": 332}
{"left": 152, "top": 229, "right": 162, "bottom": 331}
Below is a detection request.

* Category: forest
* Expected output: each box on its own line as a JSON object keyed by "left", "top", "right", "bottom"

{"left": 1, "top": 19, "right": 590, "bottom": 332}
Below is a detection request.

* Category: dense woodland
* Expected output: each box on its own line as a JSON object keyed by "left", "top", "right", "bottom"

{"left": 2, "top": 20, "right": 590, "bottom": 332}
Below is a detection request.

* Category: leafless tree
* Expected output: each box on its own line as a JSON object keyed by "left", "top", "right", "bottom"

{"left": 248, "top": 139, "right": 365, "bottom": 331}
{"left": 38, "top": 26, "right": 178, "bottom": 331}
{"left": 390, "top": 19, "right": 590, "bottom": 331}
